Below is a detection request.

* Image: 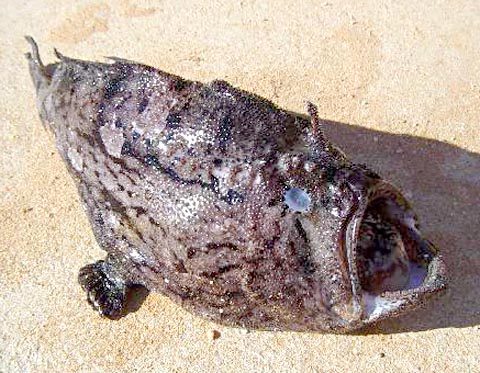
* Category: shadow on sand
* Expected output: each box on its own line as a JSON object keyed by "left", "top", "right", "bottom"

{"left": 321, "top": 119, "right": 479, "bottom": 334}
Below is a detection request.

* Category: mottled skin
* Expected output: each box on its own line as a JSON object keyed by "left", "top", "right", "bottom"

{"left": 26, "top": 38, "right": 447, "bottom": 332}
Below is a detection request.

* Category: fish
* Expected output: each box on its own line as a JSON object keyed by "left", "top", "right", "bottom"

{"left": 25, "top": 37, "right": 447, "bottom": 333}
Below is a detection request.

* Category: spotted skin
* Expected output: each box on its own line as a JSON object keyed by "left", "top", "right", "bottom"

{"left": 26, "top": 38, "right": 447, "bottom": 332}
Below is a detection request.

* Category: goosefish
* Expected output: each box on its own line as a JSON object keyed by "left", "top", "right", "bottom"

{"left": 26, "top": 37, "right": 447, "bottom": 332}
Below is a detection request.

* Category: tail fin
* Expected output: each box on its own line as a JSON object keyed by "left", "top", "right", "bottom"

{"left": 25, "top": 36, "right": 52, "bottom": 91}
{"left": 25, "top": 36, "right": 60, "bottom": 132}
{"left": 25, "top": 36, "right": 43, "bottom": 65}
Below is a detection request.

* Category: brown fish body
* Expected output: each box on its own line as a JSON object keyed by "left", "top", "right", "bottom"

{"left": 26, "top": 38, "right": 446, "bottom": 332}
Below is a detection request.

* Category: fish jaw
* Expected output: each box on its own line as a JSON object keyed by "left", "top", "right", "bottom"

{"left": 342, "top": 178, "right": 448, "bottom": 328}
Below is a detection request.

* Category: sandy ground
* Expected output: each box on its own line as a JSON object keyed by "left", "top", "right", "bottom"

{"left": 1, "top": 1, "right": 479, "bottom": 372}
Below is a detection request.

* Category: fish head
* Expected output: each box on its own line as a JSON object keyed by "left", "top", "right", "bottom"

{"left": 276, "top": 111, "right": 447, "bottom": 331}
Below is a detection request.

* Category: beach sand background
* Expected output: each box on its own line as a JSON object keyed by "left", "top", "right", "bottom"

{"left": 1, "top": 1, "right": 479, "bottom": 372}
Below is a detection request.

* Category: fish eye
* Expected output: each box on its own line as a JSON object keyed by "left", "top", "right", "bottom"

{"left": 284, "top": 187, "right": 311, "bottom": 212}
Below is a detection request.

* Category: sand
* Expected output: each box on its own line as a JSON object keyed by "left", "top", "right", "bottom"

{"left": 1, "top": 1, "right": 479, "bottom": 372}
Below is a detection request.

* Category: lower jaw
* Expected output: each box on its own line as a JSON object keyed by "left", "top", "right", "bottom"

{"left": 361, "top": 254, "right": 447, "bottom": 323}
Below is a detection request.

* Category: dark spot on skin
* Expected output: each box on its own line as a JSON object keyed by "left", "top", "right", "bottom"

{"left": 95, "top": 213, "right": 104, "bottom": 226}
{"left": 210, "top": 176, "right": 220, "bottom": 193}
{"left": 265, "top": 239, "right": 275, "bottom": 250}
{"left": 200, "top": 264, "right": 240, "bottom": 278}
{"left": 267, "top": 199, "right": 278, "bottom": 207}
{"left": 164, "top": 167, "right": 183, "bottom": 182}
{"left": 144, "top": 154, "right": 161, "bottom": 169}
{"left": 217, "top": 116, "right": 232, "bottom": 152}
{"left": 174, "top": 79, "right": 187, "bottom": 91}
{"left": 294, "top": 219, "right": 315, "bottom": 274}
{"left": 174, "top": 260, "right": 187, "bottom": 273}
{"left": 115, "top": 118, "right": 124, "bottom": 128}
{"left": 319, "top": 194, "right": 331, "bottom": 208}
{"left": 223, "top": 189, "right": 244, "bottom": 205}
{"left": 145, "top": 156, "right": 187, "bottom": 185}
{"left": 295, "top": 219, "right": 308, "bottom": 242}
{"left": 96, "top": 102, "right": 106, "bottom": 126}
{"left": 164, "top": 132, "right": 174, "bottom": 142}
{"left": 144, "top": 154, "right": 190, "bottom": 184}
{"left": 104, "top": 74, "right": 127, "bottom": 100}
{"left": 132, "top": 206, "right": 147, "bottom": 216}
{"left": 104, "top": 79, "right": 123, "bottom": 100}
{"left": 121, "top": 141, "right": 133, "bottom": 156}
{"left": 187, "top": 247, "right": 196, "bottom": 259}
{"left": 324, "top": 165, "right": 337, "bottom": 183}
{"left": 138, "top": 96, "right": 149, "bottom": 114}
{"left": 166, "top": 113, "right": 181, "bottom": 129}
{"left": 205, "top": 242, "right": 238, "bottom": 252}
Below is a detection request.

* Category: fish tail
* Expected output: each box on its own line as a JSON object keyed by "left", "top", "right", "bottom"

{"left": 25, "top": 36, "right": 59, "bottom": 133}
{"left": 25, "top": 36, "right": 42, "bottom": 65}
{"left": 25, "top": 36, "right": 50, "bottom": 90}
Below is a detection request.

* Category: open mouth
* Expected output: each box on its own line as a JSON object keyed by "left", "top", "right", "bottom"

{"left": 356, "top": 197, "right": 429, "bottom": 294}
{"left": 346, "top": 182, "right": 447, "bottom": 321}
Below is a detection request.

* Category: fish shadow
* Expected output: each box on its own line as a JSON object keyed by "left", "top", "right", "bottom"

{"left": 322, "top": 119, "right": 480, "bottom": 333}
{"left": 125, "top": 285, "right": 150, "bottom": 315}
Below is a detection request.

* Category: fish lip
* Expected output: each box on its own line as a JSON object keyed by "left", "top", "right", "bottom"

{"left": 360, "top": 254, "right": 448, "bottom": 324}
{"left": 343, "top": 180, "right": 448, "bottom": 325}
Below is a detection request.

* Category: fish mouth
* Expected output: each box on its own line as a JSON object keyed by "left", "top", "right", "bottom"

{"left": 345, "top": 181, "right": 447, "bottom": 323}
